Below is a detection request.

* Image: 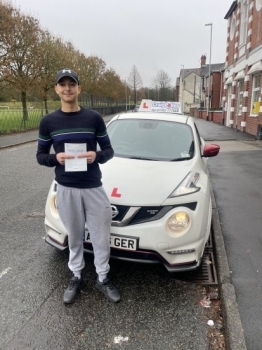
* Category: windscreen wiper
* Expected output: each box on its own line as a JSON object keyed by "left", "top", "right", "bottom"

{"left": 129, "top": 156, "right": 158, "bottom": 161}
{"left": 169, "top": 157, "right": 192, "bottom": 162}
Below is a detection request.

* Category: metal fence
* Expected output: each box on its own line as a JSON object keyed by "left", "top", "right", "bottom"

{"left": 80, "top": 92, "right": 115, "bottom": 107}
{"left": 0, "top": 97, "right": 131, "bottom": 134}
{"left": 0, "top": 109, "right": 47, "bottom": 134}
{"left": 79, "top": 93, "right": 129, "bottom": 116}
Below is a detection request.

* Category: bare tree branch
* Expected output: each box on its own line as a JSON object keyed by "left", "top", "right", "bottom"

{"left": 128, "top": 65, "right": 143, "bottom": 104}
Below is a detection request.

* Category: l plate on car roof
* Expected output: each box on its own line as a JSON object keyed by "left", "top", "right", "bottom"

{"left": 138, "top": 99, "right": 181, "bottom": 114}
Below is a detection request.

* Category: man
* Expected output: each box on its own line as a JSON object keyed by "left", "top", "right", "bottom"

{"left": 36, "top": 68, "right": 120, "bottom": 304}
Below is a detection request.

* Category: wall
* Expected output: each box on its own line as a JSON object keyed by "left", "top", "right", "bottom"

{"left": 190, "top": 108, "right": 223, "bottom": 124}
{"left": 212, "top": 72, "right": 222, "bottom": 109}
{"left": 180, "top": 72, "right": 201, "bottom": 113}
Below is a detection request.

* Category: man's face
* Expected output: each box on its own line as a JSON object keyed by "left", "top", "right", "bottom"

{"left": 55, "top": 77, "right": 81, "bottom": 103}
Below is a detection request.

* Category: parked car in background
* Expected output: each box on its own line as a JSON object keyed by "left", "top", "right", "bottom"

{"left": 44, "top": 100, "right": 220, "bottom": 272}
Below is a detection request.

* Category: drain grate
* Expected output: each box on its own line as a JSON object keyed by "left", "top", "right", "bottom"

{"left": 172, "top": 234, "right": 218, "bottom": 285}
{"left": 205, "top": 234, "right": 213, "bottom": 250}
{"left": 173, "top": 251, "right": 218, "bottom": 285}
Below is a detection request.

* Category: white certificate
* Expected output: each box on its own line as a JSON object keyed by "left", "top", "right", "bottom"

{"left": 64, "top": 143, "right": 87, "bottom": 172}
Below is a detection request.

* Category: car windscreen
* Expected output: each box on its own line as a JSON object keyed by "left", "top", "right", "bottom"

{"left": 107, "top": 118, "right": 194, "bottom": 161}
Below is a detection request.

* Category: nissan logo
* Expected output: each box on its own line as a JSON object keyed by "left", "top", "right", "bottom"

{"left": 111, "top": 205, "right": 119, "bottom": 219}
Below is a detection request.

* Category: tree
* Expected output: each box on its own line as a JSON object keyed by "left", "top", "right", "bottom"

{"left": 128, "top": 65, "right": 142, "bottom": 104}
{"left": 36, "top": 33, "right": 69, "bottom": 113}
{"left": 102, "top": 68, "right": 124, "bottom": 101}
{"left": 152, "top": 70, "right": 172, "bottom": 101}
{"left": 0, "top": 1, "right": 129, "bottom": 112}
{"left": 81, "top": 55, "right": 106, "bottom": 96}
{"left": 0, "top": 4, "right": 43, "bottom": 121}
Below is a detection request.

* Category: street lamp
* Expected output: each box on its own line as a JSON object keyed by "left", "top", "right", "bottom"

{"left": 124, "top": 80, "right": 127, "bottom": 111}
{"left": 205, "top": 22, "right": 213, "bottom": 121}
{"left": 181, "top": 65, "right": 184, "bottom": 113}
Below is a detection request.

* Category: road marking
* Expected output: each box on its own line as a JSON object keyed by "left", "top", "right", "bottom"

{"left": 0, "top": 267, "right": 11, "bottom": 279}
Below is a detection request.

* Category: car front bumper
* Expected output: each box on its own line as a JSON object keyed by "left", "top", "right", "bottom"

{"left": 44, "top": 180, "right": 211, "bottom": 272}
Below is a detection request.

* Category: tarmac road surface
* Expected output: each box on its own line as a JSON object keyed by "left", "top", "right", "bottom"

{"left": 1, "top": 114, "right": 259, "bottom": 349}
{"left": 0, "top": 136, "right": 210, "bottom": 349}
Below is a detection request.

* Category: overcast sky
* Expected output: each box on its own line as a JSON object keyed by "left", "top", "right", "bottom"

{"left": 11, "top": 0, "right": 231, "bottom": 86}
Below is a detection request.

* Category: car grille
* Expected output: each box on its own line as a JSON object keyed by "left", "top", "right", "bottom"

{"left": 111, "top": 205, "right": 130, "bottom": 221}
{"left": 111, "top": 202, "right": 197, "bottom": 226}
{"left": 130, "top": 206, "right": 163, "bottom": 224}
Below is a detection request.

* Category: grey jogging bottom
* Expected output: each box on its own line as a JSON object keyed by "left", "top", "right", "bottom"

{"left": 56, "top": 184, "right": 112, "bottom": 281}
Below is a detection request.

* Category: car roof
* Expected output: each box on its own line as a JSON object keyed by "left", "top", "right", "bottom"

{"left": 111, "top": 99, "right": 195, "bottom": 125}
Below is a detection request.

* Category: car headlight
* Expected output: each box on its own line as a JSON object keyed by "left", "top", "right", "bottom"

{"left": 169, "top": 172, "right": 200, "bottom": 197}
{"left": 168, "top": 212, "right": 190, "bottom": 232}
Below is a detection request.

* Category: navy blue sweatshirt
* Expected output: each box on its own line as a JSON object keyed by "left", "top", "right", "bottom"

{"left": 36, "top": 107, "right": 114, "bottom": 188}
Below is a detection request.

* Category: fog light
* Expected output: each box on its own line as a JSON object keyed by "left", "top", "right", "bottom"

{"left": 168, "top": 212, "right": 190, "bottom": 232}
{"left": 168, "top": 249, "right": 195, "bottom": 255}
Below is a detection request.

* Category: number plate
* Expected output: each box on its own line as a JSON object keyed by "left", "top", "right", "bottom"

{"left": 85, "top": 231, "right": 138, "bottom": 251}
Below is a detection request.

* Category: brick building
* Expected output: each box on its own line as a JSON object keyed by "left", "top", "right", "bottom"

{"left": 223, "top": 0, "right": 262, "bottom": 136}
{"left": 201, "top": 58, "right": 224, "bottom": 111}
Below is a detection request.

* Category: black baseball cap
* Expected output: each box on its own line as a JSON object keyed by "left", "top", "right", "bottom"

{"left": 55, "top": 69, "right": 79, "bottom": 84}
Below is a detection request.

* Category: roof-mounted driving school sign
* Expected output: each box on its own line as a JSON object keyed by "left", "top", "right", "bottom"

{"left": 138, "top": 99, "right": 181, "bottom": 114}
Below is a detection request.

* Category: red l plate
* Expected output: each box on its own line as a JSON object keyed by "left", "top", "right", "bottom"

{"left": 111, "top": 188, "right": 121, "bottom": 198}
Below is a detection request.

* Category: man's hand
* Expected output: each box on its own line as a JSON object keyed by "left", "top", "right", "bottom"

{"left": 77, "top": 151, "right": 97, "bottom": 164}
{"left": 56, "top": 152, "right": 75, "bottom": 165}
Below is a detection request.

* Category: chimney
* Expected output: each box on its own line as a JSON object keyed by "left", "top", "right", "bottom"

{"left": 201, "top": 55, "right": 206, "bottom": 67}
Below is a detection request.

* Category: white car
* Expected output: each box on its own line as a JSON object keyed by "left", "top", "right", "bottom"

{"left": 44, "top": 100, "right": 220, "bottom": 272}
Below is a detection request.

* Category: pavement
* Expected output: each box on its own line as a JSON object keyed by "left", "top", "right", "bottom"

{"left": 0, "top": 129, "right": 38, "bottom": 149}
{"left": 0, "top": 117, "right": 259, "bottom": 350}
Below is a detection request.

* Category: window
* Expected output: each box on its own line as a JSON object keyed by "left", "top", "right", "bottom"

{"left": 107, "top": 119, "right": 194, "bottom": 160}
{"left": 256, "top": 0, "right": 262, "bottom": 11}
{"left": 239, "top": 1, "right": 248, "bottom": 46}
{"left": 250, "top": 74, "right": 261, "bottom": 115}
{"left": 230, "top": 15, "right": 236, "bottom": 40}
{"left": 237, "top": 80, "right": 244, "bottom": 115}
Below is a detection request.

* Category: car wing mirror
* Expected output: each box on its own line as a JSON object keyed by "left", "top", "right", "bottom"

{"left": 202, "top": 144, "right": 220, "bottom": 157}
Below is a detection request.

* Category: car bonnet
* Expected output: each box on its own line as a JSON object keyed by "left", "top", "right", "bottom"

{"left": 100, "top": 156, "right": 199, "bottom": 206}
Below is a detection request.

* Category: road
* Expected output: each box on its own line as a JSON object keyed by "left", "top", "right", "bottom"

{"left": 2, "top": 116, "right": 260, "bottom": 349}
{"left": 207, "top": 139, "right": 262, "bottom": 350}
{"left": 0, "top": 141, "right": 213, "bottom": 349}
